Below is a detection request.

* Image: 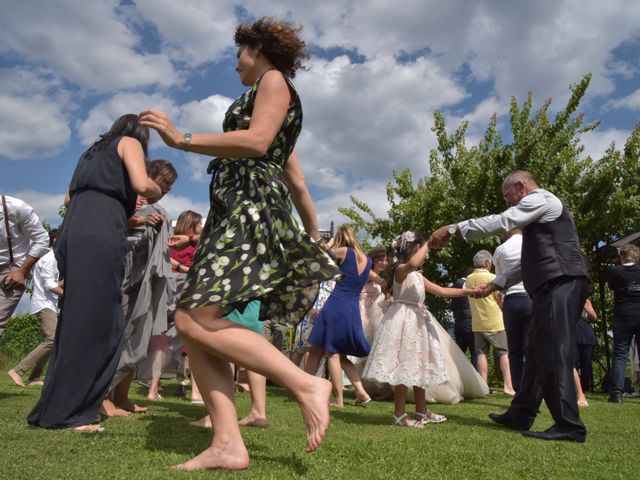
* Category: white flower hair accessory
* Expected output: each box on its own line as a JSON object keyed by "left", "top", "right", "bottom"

{"left": 391, "top": 230, "right": 421, "bottom": 264}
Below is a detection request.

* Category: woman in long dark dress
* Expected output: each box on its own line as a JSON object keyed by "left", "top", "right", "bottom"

{"left": 139, "top": 18, "right": 340, "bottom": 470}
{"left": 28, "top": 115, "right": 162, "bottom": 432}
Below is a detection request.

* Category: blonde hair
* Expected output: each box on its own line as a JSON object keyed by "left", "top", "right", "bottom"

{"left": 332, "top": 226, "right": 365, "bottom": 258}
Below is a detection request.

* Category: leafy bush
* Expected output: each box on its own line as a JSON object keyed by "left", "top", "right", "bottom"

{"left": 0, "top": 313, "right": 43, "bottom": 356}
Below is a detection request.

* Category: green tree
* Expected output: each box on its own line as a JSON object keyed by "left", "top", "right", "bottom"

{"left": 340, "top": 74, "right": 640, "bottom": 321}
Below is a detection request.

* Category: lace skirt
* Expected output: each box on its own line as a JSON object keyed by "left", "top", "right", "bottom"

{"left": 363, "top": 303, "right": 449, "bottom": 389}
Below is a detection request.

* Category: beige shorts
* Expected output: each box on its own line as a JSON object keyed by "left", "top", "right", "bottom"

{"left": 474, "top": 330, "right": 508, "bottom": 356}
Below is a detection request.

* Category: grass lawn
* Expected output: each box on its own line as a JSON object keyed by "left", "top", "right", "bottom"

{"left": 0, "top": 367, "right": 638, "bottom": 480}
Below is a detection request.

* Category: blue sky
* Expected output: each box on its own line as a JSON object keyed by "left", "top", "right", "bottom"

{"left": 1, "top": 0, "right": 639, "bottom": 230}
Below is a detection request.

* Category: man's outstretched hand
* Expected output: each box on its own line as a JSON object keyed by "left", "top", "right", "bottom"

{"left": 429, "top": 225, "right": 453, "bottom": 249}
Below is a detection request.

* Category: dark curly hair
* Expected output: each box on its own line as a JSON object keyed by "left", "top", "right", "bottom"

{"left": 368, "top": 248, "right": 387, "bottom": 263}
{"left": 234, "top": 17, "right": 309, "bottom": 78}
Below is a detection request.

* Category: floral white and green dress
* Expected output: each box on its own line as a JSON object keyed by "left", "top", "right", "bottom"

{"left": 178, "top": 73, "right": 340, "bottom": 325}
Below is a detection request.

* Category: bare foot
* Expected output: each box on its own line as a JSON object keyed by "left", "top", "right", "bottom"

{"left": 188, "top": 415, "right": 212, "bottom": 429}
{"left": 329, "top": 401, "right": 344, "bottom": 408}
{"left": 235, "top": 382, "right": 250, "bottom": 393}
{"left": 114, "top": 398, "right": 148, "bottom": 413}
{"left": 146, "top": 392, "right": 163, "bottom": 401}
{"left": 27, "top": 380, "right": 45, "bottom": 386}
{"left": 100, "top": 399, "right": 131, "bottom": 417}
{"left": 503, "top": 389, "right": 516, "bottom": 397}
{"left": 297, "top": 376, "right": 331, "bottom": 452}
{"left": 238, "top": 413, "right": 268, "bottom": 428}
{"left": 71, "top": 424, "right": 104, "bottom": 433}
{"left": 172, "top": 444, "right": 249, "bottom": 471}
{"left": 7, "top": 369, "right": 25, "bottom": 387}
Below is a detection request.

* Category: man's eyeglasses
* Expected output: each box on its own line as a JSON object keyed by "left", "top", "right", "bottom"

{"left": 502, "top": 182, "right": 519, "bottom": 201}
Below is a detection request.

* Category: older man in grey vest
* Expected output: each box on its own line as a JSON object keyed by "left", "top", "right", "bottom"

{"left": 430, "top": 170, "right": 589, "bottom": 442}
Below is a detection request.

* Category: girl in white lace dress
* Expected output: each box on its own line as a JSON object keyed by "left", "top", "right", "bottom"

{"left": 363, "top": 231, "right": 478, "bottom": 428}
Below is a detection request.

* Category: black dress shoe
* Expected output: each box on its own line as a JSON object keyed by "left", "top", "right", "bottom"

{"left": 608, "top": 393, "right": 623, "bottom": 404}
{"left": 488, "top": 412, "right": 534, "bottom": 431}
{"left": 522, "top": 427, "right": 585, "bottom": 443}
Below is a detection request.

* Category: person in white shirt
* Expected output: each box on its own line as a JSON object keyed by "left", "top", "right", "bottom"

{"left": 0, "top": 195, "right": 50, "bottom": 336}
{"left": 8, "top": 230, "right": 61, "bottom": 387}
{"left": 492, "top": 229, "right": 532, "bottom": 392}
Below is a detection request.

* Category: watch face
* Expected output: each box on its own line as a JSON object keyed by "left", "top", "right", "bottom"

{"left": 448, "top": 225, "right": 457, "bottom": 235}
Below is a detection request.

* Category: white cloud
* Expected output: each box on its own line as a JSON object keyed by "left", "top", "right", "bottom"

{"left": 243, "top": 0, "right": 640, "bottom": 107}
{"left": 133, "top": 0, "right": 238, "bottom": 66}
{"left": 178, "top": 95, "right": 232, "bottom": 134}
{"left": 310, "top": 180, "right": 392, "bottom": 233}
{"left": 460, "top": 0, "right": 640, "bottom": 105}
{"left": 157, "top": 194, "right": 209, "bottom": 221}
{"left": 184, "top": 156, "right": 211, "bottom": 183}
{"left": 8, "top": 190, "right": 66, "bottom": 225}
{"left": 76, "top": 92, "right": 178, "bottom": 147}
{"left": 0, "top": 0, "right": 178, "bottom": 90}
{"left": 578, "top": 128, "right": 631, "bottom": 160}
{"left": 0, "top": 95, "right": 71, "bottom": 160}
{"left": 0, "top": 67, "right": 62, "bottom": 96}
{"left": 441, "top": 96, "right": 509, "bottom": 143}
{"left": 0, "top": 66, "right": 73, "bottom": 160}
{"left": 460, "top": 97, "right": 508, "bottom": 130}
{"left": 605, "top": 89, "right": 640, "bottom": 111}
{"left": 294, "top": 54, "right": 465, "bottom": 187}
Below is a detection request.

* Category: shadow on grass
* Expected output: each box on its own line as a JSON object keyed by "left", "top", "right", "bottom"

{"left": 0, "top": 391, "right": 27, "bottom": 401}
{"left": 143, "top": 399, "right": 209, "bottom": 418}
{"left": 142, "top": 414, "right": 309, "bottom": 475}
{"left": 264, "top": 386, "right": 296, "bottom": 402}
{"left": 249, "top": 450, "right": 308, "bottom": 476}
{"left": 329, "top": 408, "right": 396, "bottom": 426}
{"left": 442, "top": 412, "right": 508, "bottom": 429}
{"left": 329, "top": 407, "right": 516, "bottom": 432}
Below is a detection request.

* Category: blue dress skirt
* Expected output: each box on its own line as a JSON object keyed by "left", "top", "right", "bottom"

{"left": 309, "top": 248, "right": 371, "bottom": 357}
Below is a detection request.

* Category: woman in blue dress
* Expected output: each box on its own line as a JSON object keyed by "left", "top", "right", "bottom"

{"left": 306, "top": 227, "right": 385, "bottom": 407}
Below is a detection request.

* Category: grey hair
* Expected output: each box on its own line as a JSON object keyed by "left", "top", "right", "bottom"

{"left": 473, "top": 250, "right": 493, "bottom": 268}
{"left": 503, "top": 170, "right": 537, "bottom": 189}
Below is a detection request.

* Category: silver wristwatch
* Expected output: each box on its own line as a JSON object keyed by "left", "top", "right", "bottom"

{"left": 447, "top": 224, "right": 458, "bottom": 236}
{"left": 183, "top": 133, "right": 192, "bottom": 150}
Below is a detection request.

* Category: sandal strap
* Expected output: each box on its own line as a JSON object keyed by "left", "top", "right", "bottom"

{"left": 416, "top": 411, "right": 447, "bottom": 423}
{"left": 393, "top": 413, "right": 409, "bottom": 425}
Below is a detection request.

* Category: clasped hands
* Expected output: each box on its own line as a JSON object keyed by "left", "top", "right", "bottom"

{"left": 467, "top": 283, "right": 498, "bottom": 298}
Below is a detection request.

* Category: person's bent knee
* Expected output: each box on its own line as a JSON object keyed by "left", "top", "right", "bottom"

{"left": 174, "top": 308, "right": 196, "bottom": 338}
